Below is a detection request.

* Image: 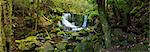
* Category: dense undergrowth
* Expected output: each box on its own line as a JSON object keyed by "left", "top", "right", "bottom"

{"left": 10, "top": 0, "right": 150, "bottom": 52}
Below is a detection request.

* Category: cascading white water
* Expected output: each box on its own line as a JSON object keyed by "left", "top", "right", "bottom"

{"left": 60, "top": 13, "right": 88, "bottom": 31}
{"left": 82, "top": 15, "right": 88, "bottom": 28}
{"left": 62, "top": 13, "right": 77, "bottom": 28}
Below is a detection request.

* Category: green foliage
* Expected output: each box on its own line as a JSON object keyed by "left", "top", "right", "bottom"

{"left": 49, "top": 0, "right": 94, "bottom": 14}
{"left": 57, "top": 31, "right": 65, "bottom": 35}
{"left": 129, "top": 44, "right": 149, "bottom": 51}
{"left": 74, "top": 42, "right": 90, "bottom": 52}
{"left": 56, "top": 42, "right": 67, "bottom": 49}
{"left": 38, "top": 41, "right": 54, "bottom": 52}
{"left": 16, "top": 36, "right": 38, "bottom": 50}
{"left": 12, "top": 0, "right": 149, "bottom": 52}
{"left": 88, "top": 10, "right": 99, "bottom": 23}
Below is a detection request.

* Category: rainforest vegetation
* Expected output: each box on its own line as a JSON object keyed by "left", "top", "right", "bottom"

{"left": 0, "top": 0, "right": 149, "bottom": 52}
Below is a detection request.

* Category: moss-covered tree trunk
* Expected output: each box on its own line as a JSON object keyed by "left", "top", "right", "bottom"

{"left": 0, "top": 0, "right": 6, "bottom": 52}
{"left": 96, "top": 0, "right": 111, "bottom": 48}
{"left": 0, "top": 0, "right": 3, "bottom": 51}
{"left": 2, "top": 0, "right": 15, "bottom": 52}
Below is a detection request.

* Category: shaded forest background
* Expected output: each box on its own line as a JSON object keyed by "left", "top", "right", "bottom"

{"left": 0, "top": 0, "right": 149, "bottom": 52}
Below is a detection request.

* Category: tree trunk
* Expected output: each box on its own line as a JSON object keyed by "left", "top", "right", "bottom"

{"left": 96, "top": 0, "right": 111, "bottom": 48}
{"left": 0, "top": 0, "right": 6, "bottom": 52}
{"left": 2, "top": 0, "right": 15, "bottom": 52}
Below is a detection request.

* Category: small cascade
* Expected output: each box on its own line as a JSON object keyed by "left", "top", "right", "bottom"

{"left": 82, "top": 15, "right": 88, "bottom": 28}
{"left": 62, "top": 13, "right": 77, "bottom": 28}
{"left": 60, "top": 13, "right": 88, "bottom": 31}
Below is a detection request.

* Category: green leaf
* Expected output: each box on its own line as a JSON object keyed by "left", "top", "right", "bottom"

{"left": 57, "top": 31, "right": 65, "bottom": 35}
{"left": 56, "top": 42, "right": 67, "bottom": 49}
{"left": 43, "top": 41, "right": 54, "bottom": 52}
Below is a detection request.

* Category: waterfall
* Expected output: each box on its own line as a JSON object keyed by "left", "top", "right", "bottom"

{"left": 60, "top": 13, "right": 88, "bottom": 31}
{"left": 82, "top": 15, "right": 88, "bottom": 28}
{"left": 62, "top": 13, "right": 77, "bottom": 28}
